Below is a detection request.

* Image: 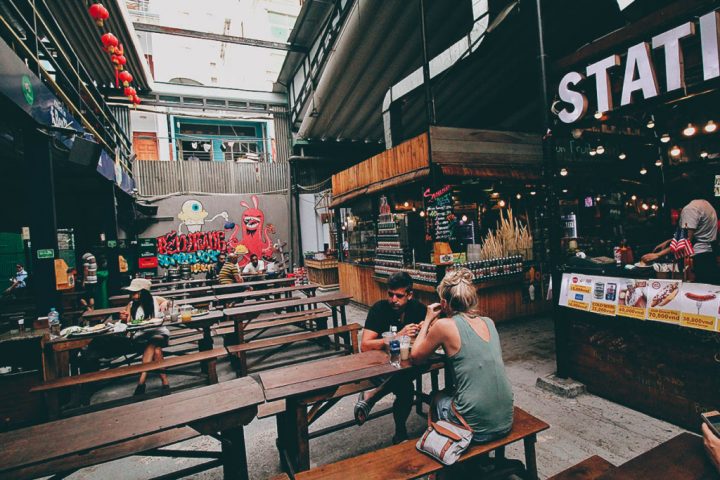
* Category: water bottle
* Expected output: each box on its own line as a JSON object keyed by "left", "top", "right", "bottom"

{"left": 48, "top": 308, "right": 60, "bottom": 335}
{"left": 389, "top": 339, "right": 401, "bottom": 368}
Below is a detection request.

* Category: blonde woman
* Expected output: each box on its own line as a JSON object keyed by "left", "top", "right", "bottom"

{"left": 411, "top": 268, "right": 514, "bottom": 442}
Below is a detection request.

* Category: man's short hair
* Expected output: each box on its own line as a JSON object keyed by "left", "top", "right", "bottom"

{"left": 250, "top": 254, "right": 258, "bottom": 260}
{"left": 387, "top": 272, "right": 413, "bottom": 292}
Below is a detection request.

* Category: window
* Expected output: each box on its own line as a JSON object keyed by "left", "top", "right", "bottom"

{"left": 224, "top": 141, "right": 260, "bottom": 162}
{"left": 179, "top": 140, "right": 212, "bottom": 161}
{"left": 267, "top": 11, "right": 296, "bottom": 42}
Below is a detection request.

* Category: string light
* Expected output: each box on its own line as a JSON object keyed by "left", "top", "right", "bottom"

{"left": 589, "top": 148, "right": 597, "bottom": 156}
{"left": 641, "top": 203, "right": 649, "bottom": 210}
{"left": 594, "top": 111, "right": 603, "bottom": 120}
{"left": 596, "top": 145, "right": 605, "bottom": 154}
{"left": 704, "top": 120, "right": 717, "bottom": 133}
{"left": 461, "top": 215, "right": 468, "bottom": 222}
{"left": 516, "top": 193, "right": 522, "bottom": 199}
{"left": 618, "top": 152, "right": 626, "bottom": 160}
{"left": 651, "top": 204, "right": 658, "bottom": 210}
{"left": 595, "top": 196, "right": 601, "bottom": 202}
{"left": 498, "top": 200, "right": 506, "bottom": 208}
{"left": 530, "top": 191, "right": 537, "bottom": 196}
{"left": 701, "top": 151, "right": 709, "bottom": 158}
{"left": 403, "top": 201, "right": 409, "bottom": 207}
{"left": 419, "top": 210, "right": 426, "bottom": 217}
{"left": 646, "top": 118, "right": 655, "bottom": 129}
{"left": 670, "top": 145, "right": 681, "bottom": 157}
{"left": 562, "top": 189, "right": 568, "bottom": 193}
{"left": 660, "top": 133, "right": 670, "bottom": 143}
{"left": 640, "top": 167, "right": 648, "bottom": 175}
{"left": 655, "top": 158, "right": 663, "bottom": 166}
{"left": 631, "top": 195, "right": 637, "bottom": 201}
{"left": 683, "top": 123, "right": 697, "bottom": 137}
{"left": 560, "top": 168, "right": 568, "bottom": 176}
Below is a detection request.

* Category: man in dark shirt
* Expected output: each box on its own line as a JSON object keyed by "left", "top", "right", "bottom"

{"left": 354, "top": 272, "right": 427, "bottom": 443}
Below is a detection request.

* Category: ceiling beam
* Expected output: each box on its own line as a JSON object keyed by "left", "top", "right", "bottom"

{"left": 133, "top": 22, "right": 308, "bottom": 53}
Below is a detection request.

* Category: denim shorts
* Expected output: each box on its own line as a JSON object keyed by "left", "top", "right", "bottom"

{"left": 435, "top": 392, "right": 511, "bottom": 443}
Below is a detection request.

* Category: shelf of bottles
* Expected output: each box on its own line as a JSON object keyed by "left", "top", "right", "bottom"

{"left": 446, "top": 255, "right": 523, "bottom": 282}
{"left": 374, "top": 212, "right": 411, "bottom": 273}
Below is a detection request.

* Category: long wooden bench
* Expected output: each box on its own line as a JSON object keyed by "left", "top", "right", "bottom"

{"left": 226, "top": 323, "right": 360, "bottom": 376}
{"left": 280, "top": 407, "right": 549, "bottom": 480}
{"left": 214, "top": 307, "right": 332, "bottom": 338}
{"left": 31, "top": 346, "right": 229, "bottom": 395}
{"left": 547, "top": 456, "right": 615, "bottom": 480}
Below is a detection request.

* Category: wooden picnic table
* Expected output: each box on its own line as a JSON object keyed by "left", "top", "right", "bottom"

{"left": 259, "top": 350, "right": 444, "bottom": 473}
{"left": 81, "top": 306, "right": 125, "bottom": 321}
{"left": 172, "top": 295, "right": 219, "bottom": 308}
{"left": 0, "top": 376, "right": 265, "bottom": 480}
{"left": 108, "top": 286, "right": 215, "bottom": 306}
{"left": 176, "top": 310, "right": 224, "bottom": 352}
{"left": 215, "top": 283, "right": 318, "bottom": 306}
{"left": 596, "top": 432, "right": 718, "bottom": 480}
{"left": 212, "top": 276, "right": 295, "bottom": 294}
{"left": 150, "top": 278, "right": 217, "bottom": 289}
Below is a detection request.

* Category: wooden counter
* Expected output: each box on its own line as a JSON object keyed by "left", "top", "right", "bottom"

{"left": 340, "top": 262, "right": 550, "bottom": 322}
{"left": 557, "top": 308, "right": 720, "bottom": 430}
{"left": 305, "top": 259, "right": 339, "bottom": 287}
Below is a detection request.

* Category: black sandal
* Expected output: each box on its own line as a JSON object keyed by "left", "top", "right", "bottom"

{"left": 354, "top": 392, "right": 370, "bottom": 426}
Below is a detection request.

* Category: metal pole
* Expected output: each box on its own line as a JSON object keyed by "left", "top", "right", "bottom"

{"left": 534, "top": 0, "right": 568, "bottom": 378}
{"left": 419, "top": 0, "right": 436, "bottom": 126}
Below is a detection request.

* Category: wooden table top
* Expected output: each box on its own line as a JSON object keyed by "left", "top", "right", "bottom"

{"left": 81, "top": 306, "right": 125, "bottom": 320}
{"left": 597, "top": 433, "right": 718, "bottom": 480}
{"left": 151, "top": 278, "right": 216, "bottom": 289}
{"left": 176, "top": 310, "right": 224, "bottom": 328}
{"left": 172, "top": 295, "right": 219, "bottom": 306}
{"left": 224, "top": 292, "right": 352, "bottom": 319}
{"left": 215, "top": 283, "right": 318, "bottom": 302}
{"left": 0, "top": 376, "right": 264, "bottom": 474}
{"left": 212, "top": 277, "right": 295, "bottom": 293}
{"left": 260, "top": 350, "right": 415, "bottom": 402}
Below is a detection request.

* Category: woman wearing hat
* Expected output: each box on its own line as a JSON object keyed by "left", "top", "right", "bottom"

{"left": 120, "top": 278, "right": 171, "bottom": 395}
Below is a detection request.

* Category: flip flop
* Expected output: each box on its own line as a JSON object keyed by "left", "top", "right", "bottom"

{"left": 354, "top": 393, "right": 370, "bottom": 426}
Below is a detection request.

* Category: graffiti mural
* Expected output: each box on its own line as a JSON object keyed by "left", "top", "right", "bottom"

{"left": 153, "top": 195, "right": 281, "bottom": 273}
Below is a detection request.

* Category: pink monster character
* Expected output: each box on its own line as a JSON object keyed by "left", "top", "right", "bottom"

{"left": 235, "top": 195, "right": 274, "bottom": 266}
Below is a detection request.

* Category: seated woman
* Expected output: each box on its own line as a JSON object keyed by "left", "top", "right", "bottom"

{"left": 119, "top": 278, "right": 171, "bottom": 395}
{"left": 411, "top": 268, "right": 514, "bottom": 443}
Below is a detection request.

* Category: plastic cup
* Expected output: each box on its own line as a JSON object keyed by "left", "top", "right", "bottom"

{"left": 399, "top": 335, "right": 411, "bottom": 360}
{"left": 382, "top": 332, "right": 394, "bottom": 350}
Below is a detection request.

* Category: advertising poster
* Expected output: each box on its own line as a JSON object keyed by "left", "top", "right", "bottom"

{"left": 617, "top": 279, "right": 648, "bottom": 320}
{"left": 566, "top": 274, "right": 593, "bottom": 311}
{"left": 558, "top": 273, "right": 572, "bottom": 307}
{"left": 589, "top": 277, "right": 620, "bottom": 316}
{"left": 679, "top": 283, "right": 719, "bottom": 331}
{"left": 646, "top": 279, "right": 683, "bottom": 325}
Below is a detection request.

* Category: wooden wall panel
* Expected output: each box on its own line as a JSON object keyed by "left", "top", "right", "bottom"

{"left": 561, "top": 310, "right": 720, "bottom": 430}
{"left": 430, "top": 126, "right": 542, "bottom": 167}
{"left": 338, "top": 263, "right": 385, "bottom": 307}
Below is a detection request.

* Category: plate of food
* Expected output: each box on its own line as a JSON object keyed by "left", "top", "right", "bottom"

{"left": 127, "top": 318, "right": 164, "bottom": 330}
{"left": 191, "top": 308, "right": 210, "bottom": 317}
{"left": 71, "top": 323, "right": 113, "bottom": 336}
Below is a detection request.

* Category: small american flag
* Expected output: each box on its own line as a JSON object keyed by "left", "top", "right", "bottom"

{"left": 670, "top": 227, "right": 694, "bottom": 259}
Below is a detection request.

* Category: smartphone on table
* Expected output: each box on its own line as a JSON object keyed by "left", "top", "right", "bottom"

{"left": 702, "top": 411, "right": 720, "bottom": 437}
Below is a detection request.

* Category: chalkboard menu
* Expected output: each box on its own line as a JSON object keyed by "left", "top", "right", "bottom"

{"left": 424, "top": 185, "right": 455, "bottom": 241}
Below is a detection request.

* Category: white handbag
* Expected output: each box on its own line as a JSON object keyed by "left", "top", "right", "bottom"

{"left": 416, "top": 399, "right": 473, "bottom": 465}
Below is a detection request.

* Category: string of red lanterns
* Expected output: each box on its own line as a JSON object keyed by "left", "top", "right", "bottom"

{"left": 88, "top": 3, "right": 140, "bottom": 108}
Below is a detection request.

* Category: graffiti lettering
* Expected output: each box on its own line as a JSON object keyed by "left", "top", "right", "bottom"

{"left": 157, "top": 249, "right": 221, "bottom": 268}
{"left": 156, "top": 230, "right": 227, "bottom": 255}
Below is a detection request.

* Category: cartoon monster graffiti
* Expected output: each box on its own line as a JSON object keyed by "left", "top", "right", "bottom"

{"left": 177, "top": 199, "right": 229, "bottom": 233}
{"left": 225, "top": 195, "right": 276, "bottom": 266}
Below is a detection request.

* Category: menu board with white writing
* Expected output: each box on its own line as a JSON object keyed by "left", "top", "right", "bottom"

{"left": 617, "top": 279, "right": 648, "bottom": 320}
{"left": 679, "top": 283, "right": 720, "bottom": 331}
{"left": 424, "top": 185, "right": 455, "bottom": 241}
{"left": 646, "top": 279, "right": 682, "bottom": 325}
{"left": 589, "top": 277, "right": 620, "bottom": 317}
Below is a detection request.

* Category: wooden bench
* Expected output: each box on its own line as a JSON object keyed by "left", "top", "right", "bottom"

{"left": 214, "top": 307, "right": 332, "bottom": 338}
{"left": 285, "top": 407, "right": 549, "bottom": 480}
{"left": 226, "top": 323, "right": 361, "bottom": 376}
{"left": 548, "top": 456, "right": 615, "bottom": 480}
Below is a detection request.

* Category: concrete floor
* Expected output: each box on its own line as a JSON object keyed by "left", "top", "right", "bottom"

{"left": 66, "top": 303, "right": 683, "bottom": 480}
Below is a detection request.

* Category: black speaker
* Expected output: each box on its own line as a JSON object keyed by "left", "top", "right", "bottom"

{"left": 67, "top": 137, "right": 101, "bottom": 168}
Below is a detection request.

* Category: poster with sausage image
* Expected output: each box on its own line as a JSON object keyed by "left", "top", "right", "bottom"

{"left": 589, "top": 277, "right": 620, "bottom": 316}
{"left": 646, "top": 279, "right": 683, "bottom": 325}
{"left": 679, "top": 283, "right": 720, "bottom": 331}
{"left": 617, "top": 279, "right": 648, "bottom": 320}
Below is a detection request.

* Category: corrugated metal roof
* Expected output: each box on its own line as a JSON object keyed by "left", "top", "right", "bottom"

{"left": 46, "top": 0, "right": 152, "bottom": 92}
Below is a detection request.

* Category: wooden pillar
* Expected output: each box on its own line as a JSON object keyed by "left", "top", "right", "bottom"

{"left": 221, "top": 426, "right": 249, "bottom": 480}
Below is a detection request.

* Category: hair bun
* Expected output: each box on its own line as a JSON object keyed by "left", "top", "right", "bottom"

{"left": 445, "top": 268, "right": 475, "bottom": 286}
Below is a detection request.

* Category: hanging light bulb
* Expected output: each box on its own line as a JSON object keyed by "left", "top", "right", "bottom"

{"left": 646, "top": 118, "right": 655, "bottom": 129}
{"left": 530, "top": 191, "right": 537, "bottom": 196}
{"left": 641, "top": 203, "right": 649, "bottom": 210}
{"left": 683, "top": 123, "right": 697, "bottom": 136}
{"left": 562, "top": 189, "right": 568, "bottom": 193}
{"left": 516, "top": 193, "right": 522, "bottom": 200}
{"left": 631, "top": 195, "right": 637, "bottom": 201}
{"left": 498, "top": 200, "right": 506, "bottom": 207}
{"left": 560, "top": 168, "right": 568, "bottom": 176}
{"left": 704, "top": 120, "right": 717, "bottom": 133}
{"left": 651, "top": 204, "right": 658, "bottom": 210}
{"left": 596, "top": 145, "right": 605, "bottom": 154}
{"left": 701, "top": 151, "right": 709, "bottom": 158}
{"left": 655, "top": 158, "right": 663, "bottom": 167}
{"left": 461, "top": 215, "right": 468, "bottom": 222}
{"left": 618, "top": 152, "right": 626, "bottom": 160}
{"left": 419, "top": 210, "right": 426, "bottom": 217}
{"left": 595, "top": 196, "right": 601, "bottom": 202}
{"left": 660, "top": 133, "right": 670, "bottom": 143}
{"left": 594, "top": 111, "right": 603, "bottom": 120}
{"left": 589, "top": 148, "right": 597, "bottom": 156}
{"left": 403, "top": 201, "right": 409, "bottom": 207}
{"left": 412, "top": 207, "right": 417, "bottom": 212}
{"left": 670, "top": 145, "right": 681, "bottom": 157}
{"left": 640, "top": 167, "right": 648, "bottom": 175}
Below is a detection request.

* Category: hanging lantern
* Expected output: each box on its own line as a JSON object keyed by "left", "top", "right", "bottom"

{"left": 114, "top": 44, "right": 124, "bottom": 56}
{"left": 124, "top": 87, "right": 136, "bottom": 101}
{"left": 101, "top": 33, "right": 118, "bottom": 53}
{"left": 131, "top": 95, "right": 141, "bottom": 109}
{"left": 112, "top": 54, "right": 127, "bottom": 71}
{"left": 88, "top": 3, "right": 109, "bottom": 27}
{"left": 118, "top": 71, "right": 133, "bottom": 87}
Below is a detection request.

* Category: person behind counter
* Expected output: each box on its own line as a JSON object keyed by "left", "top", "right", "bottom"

{"left": 641, "top": 197, "right": 718, "bottom": 283}
{"left": 119, "top": 278, "right": 171, "bottom": 395}
{"left": 411, "top": 268, "right": 514, "bottom": 443}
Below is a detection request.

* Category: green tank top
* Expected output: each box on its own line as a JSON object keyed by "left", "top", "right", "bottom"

{"left": 448, "top": 314, "right": 514, "bottom": 435}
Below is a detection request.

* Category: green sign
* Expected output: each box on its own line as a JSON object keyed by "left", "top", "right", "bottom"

{"left": 21, "top": 75, "right": 34, "bottom": 105}
{"left": 36, "top": 249, "right": 55, "bottom": 259}
{"left": 107, "top": 240, "right": 117, "bottom": 248}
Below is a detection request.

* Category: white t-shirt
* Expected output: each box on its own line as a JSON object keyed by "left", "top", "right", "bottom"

{"left": 680, "top": 200, "right": 718, "bottom": 255}
{"left": 242, "top": 260, "right": 265, "bottom": 274}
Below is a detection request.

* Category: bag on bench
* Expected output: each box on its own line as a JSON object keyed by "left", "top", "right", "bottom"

{"left": 416, "top": 397, "right": 472, "bottom": 465}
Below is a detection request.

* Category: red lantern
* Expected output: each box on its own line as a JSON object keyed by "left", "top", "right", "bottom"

{"left": 131, "top": 95, "right": 141, "bottom": 109}
{"left": 112, "top": 54, "right": 127, "bottom": 71}
{"left": 114, "top": 44, "right": 124, "bottom": 56}
{"left": 88, "top": 3, "right": 109, "bottom": 27}
{"left": 101, "top": 33, "right": 118, "bottom": 53}
{"left": 124, "top": 87, "right": 136, "bottom": 101}
{"left": 118, "top": 71, "right": 133, "bottom": 87}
